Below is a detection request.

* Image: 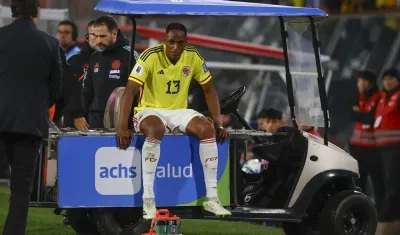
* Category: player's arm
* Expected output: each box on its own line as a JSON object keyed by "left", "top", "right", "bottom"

{"left": 118, "top": 59, "right": 150, "bottom": 130}
{"left": 195, "top": 57, "right": 222, "bottom": 127}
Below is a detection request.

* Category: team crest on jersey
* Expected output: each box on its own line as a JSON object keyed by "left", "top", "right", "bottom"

{"left": 182, "top": 66, "right": 191, "bottom": 77}
{"left": 111, "top": 60, "right": 121, "bottom": 69}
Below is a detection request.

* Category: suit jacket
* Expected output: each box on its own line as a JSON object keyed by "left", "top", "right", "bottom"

{"left": 0, "top": 19, "right": 62, "bottom": 138}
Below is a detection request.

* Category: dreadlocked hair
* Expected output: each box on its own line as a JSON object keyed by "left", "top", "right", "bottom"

{"left": 11, "top": 0, "right": 40, "bottom": 19}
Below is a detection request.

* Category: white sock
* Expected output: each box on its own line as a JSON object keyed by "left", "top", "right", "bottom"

{"left": 199, "top": 138, "right": 218, "bottom": 199}
{"left": 142, "top": 137, "right": 161, "bottom": 199}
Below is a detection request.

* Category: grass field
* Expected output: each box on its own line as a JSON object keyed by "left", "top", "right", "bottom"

{"left": 0, "top": 186, "right": 285, "bottom": 235}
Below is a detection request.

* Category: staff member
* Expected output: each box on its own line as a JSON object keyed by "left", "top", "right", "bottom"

{"left": 349, "top": 70, "right": 383, "bottom": 211}
{"left": 64, "top": 20, "right": 98, "bottom": 130}
{"left": 0, "top": 1, "right": 62, "bottom": 234}
{"left": 69, "top": 20, "right": 97, "bottom": 81}
{"left": 56, "top": 20, "right": 81, "bottom": 60}
{"left": 52, "top": 47, "right": 86, "bottom": 129}
{"left": 373, "top": 68, "right": 400, "bottom": 234}
{"left": 83, "top": 15, "right": 138, "bottom": 128}
{"left": 64, "top": 20, "right": 97, "bottom": 130}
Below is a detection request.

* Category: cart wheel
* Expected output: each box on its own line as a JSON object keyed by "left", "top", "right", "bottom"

{"left": 92, "top": 207, "right": 151, "bottom": 235}
{"left": 319, "top": 190, "right": 377, "bottom": 235}
{"left": 65, "top": 208, "right": 99, "bottom": 235}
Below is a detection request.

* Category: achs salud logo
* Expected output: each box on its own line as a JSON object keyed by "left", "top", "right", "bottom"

{"left": 95, "top": 147, "right": 142, "bottom": 195}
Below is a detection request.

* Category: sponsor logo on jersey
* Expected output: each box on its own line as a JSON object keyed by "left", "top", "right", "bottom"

{"left": 94, "top": 63, "right": 99, "bottom": 73}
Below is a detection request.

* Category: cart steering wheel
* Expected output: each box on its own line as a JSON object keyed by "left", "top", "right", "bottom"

{"left": 202, "top": 86, "right": 246, "bottom": 116}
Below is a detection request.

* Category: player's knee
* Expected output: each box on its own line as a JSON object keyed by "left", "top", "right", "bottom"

{"left": 140, "top": 117, "right": 165, "bottom": 140}
{"left": 195, "top": 119, "right": 215, "bottom": 140}
{"left": 145, "top": 126, "right": 164, "bottom": 140}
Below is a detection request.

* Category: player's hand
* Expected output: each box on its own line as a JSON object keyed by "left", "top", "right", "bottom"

{"left": 352, "top": 106, "right": 360, "bottom": 112}
{"left": 116, "top": 128, "right": 134, "bottom": 150}
{"left": 74, "top": 117, "right": 89, "bottom": 130}
{"left": 216, "top": 126, "right": 229, "bottom": 143}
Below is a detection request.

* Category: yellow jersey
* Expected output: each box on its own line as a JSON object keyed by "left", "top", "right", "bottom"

{"left": 129, "top": 44, "right": 212, "bottom": 112}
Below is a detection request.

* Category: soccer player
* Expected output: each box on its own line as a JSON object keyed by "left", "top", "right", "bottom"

{"left": 116, "top": 23, "right": 231, "bottom": 219}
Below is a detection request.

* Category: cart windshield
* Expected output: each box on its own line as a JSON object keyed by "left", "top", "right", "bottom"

{"left": 286, "top": 22, "right": 324, "bottom": 128}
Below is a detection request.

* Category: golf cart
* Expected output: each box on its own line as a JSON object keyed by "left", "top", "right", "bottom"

{"left": 28, "top": 0, "right": 377, "bottom": 234}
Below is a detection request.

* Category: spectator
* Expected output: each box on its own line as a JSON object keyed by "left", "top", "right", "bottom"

{"left": 0, "top": 0, "right": 62, "bottom": 234}
{"left": 373, "top": 68, "right": 400, "bottom": 234}
{"left": 56, "top": 20, "right": 81, "bottom": 60}
{"left": 83, "top": 15, "right": 138, "bottom": 128}
{"left": 349, "top": 70, "right": 383, "bottom": 214}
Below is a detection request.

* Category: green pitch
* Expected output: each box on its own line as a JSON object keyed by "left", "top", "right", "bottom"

{"left": 0, "top": 186, "right": 284, "bottom": 235}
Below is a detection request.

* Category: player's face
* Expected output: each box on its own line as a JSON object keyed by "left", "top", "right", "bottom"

{"left": 383, "top": 75, "right": 399, "bottom": 91}
{"left": 94, "top": 24, "right": 117, "bottom": 50}
{"left": 164, "top": 29, "right": 187, "bottom": 63}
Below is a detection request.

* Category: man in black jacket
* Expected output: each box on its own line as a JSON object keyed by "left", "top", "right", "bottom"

{"left": 64, "top": 20, "right": 97, "bottom": 130}
{"left": 0, "top": 1, "right": 62, "bottom": 234}
{"left": 83, "top": 15, "right": 137, "bottom": 128}
{"left": 53, "top": 48, "right": 85, "bottom": 128}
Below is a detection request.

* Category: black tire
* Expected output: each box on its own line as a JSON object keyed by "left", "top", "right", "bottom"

{"left": 65, "top": 208, "right": 100, "bottom": 235}
{"left": 319, "top": 190, "right": 377, "bottom": 235}
{"left": 92, "top": 207, "right": 151, "bottom": 235}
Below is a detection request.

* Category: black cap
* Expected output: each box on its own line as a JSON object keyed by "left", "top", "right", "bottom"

{"left": 382, "top": 68, "right": 399, "bottom": 81}
{"left": 358, "top": 70, "right": 377, "bottom": 86}
{"left": 257, "top": 108, "right": 283, "bottom": 120}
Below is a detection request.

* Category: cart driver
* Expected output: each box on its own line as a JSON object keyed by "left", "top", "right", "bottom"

{"left": 116, "top": 23, "right": 231, "bottom": 219}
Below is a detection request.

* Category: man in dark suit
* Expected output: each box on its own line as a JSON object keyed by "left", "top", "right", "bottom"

{"left": 0, "top": 1, "right": 62, "bottom": 234}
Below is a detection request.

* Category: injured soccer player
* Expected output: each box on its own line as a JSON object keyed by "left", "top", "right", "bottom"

{"left": 116, "top": 23, "right": 231, "bottom": 219}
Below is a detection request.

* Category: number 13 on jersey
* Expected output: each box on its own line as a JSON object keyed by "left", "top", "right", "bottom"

{"left": 166, "top": 80, "right": 181, "bottom": 94}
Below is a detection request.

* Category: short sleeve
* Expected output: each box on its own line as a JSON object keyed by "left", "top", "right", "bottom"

{"left": 129, "top": 57, "right": 150, "bottom": 86}
{"left": 193, "top": 54, "right": 212, "bottom": 85}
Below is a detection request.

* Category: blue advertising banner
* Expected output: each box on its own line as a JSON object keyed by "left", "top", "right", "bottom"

{"left": 57, "top": 135, "right": 230, "bottom": 208}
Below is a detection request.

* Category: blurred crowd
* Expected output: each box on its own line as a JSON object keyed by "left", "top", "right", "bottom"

{"left": 235, "top": 0, "right": 400, "bottom": 13}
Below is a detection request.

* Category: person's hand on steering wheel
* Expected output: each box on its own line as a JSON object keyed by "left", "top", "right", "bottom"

{"left": 116, "top": 127, "right": 134, "bottom": 150}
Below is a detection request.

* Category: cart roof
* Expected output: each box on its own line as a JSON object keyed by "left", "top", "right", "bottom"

{"left": 94, "top": 0, "right": 328, "bottom": 17}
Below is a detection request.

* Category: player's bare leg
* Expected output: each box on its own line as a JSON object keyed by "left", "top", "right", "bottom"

{"left": 185, "top": 116, "right": 231, "bottom": 216}
{"left": 140, "top": 115, "right": 165, "bottom": 219}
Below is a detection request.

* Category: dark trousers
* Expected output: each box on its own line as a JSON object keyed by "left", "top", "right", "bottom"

{"left": 0, "top": 141, "right": 10, "bottom": 179}
{"left": 349, "top": 145, "right": 384, "bottom": 216}
{"left": 379, "top": 144, "right": 400, "bottom": 222}
{"left": 0, "top": 132, "right": 42, "bottom": 235}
